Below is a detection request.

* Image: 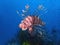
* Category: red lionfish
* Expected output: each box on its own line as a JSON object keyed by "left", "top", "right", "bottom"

{"left": 19, "top": 16, "right": 45, "bottom": 32}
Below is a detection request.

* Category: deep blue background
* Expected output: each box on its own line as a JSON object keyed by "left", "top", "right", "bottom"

{"left": 0, "top": 0, "right": 60, "bottom": 45}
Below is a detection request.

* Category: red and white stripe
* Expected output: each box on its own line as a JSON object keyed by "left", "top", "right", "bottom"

{"left": 19, "top": 16, "right": 44, "bottom": 31}
{"left": 19, "top": 16, "right": 33, "bottom": 30}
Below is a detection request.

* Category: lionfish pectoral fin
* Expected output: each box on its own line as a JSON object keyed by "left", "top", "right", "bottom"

{"left": 28, "top": 26, "right": 33, "bottom": 32}
{"left": 38, "top": 24, "right": 42, "bottom": 26}
{"left": 29, "top": 28, "right": 32, "bottom": 31}
{"left": 22, "top": 28, "right": 27, "bottom": 31}
{"left": 42, "top": 22, "right": 46, "bottom": 25}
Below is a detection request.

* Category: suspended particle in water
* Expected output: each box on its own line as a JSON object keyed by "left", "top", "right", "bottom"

{"left": 25, "top": 4, "right": 29, "bottom": 9}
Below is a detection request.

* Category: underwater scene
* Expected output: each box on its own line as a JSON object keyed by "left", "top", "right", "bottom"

{"left": 0, "top": 0, "right": 60, "bottom": 45}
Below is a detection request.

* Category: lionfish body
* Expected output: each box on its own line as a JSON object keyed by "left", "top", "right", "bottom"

{"left": 19, "top": 16, "right": 44, "bottom": 32}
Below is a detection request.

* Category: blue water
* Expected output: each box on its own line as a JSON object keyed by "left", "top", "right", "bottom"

{"left": 0, "top": 0, "right": 60, "bottom": 45}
